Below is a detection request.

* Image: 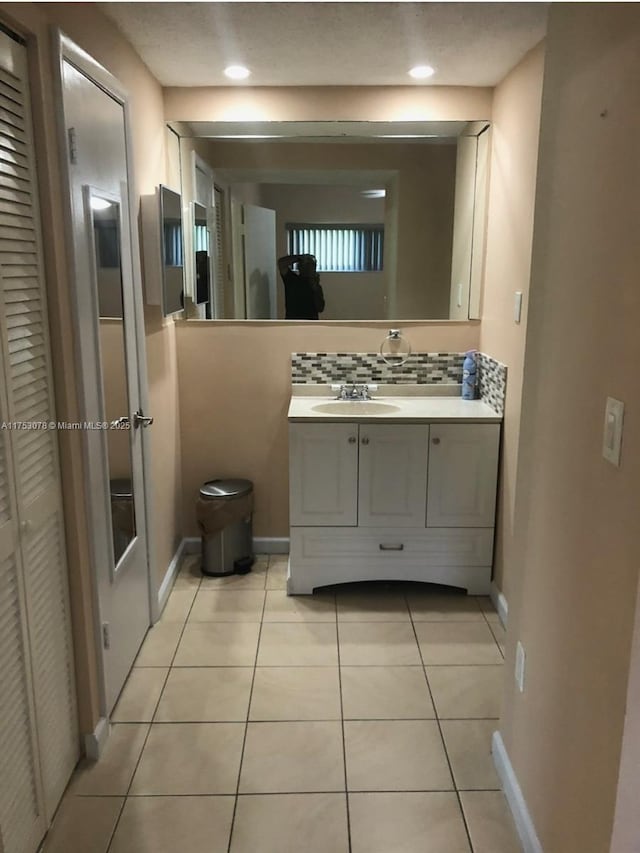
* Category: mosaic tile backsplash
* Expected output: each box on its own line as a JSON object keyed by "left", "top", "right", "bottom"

{"left": 477, "top": 353, "right": 508, "bottom": 417}
{"left": 291, "top": 351, "right": 507, "bottom": 416}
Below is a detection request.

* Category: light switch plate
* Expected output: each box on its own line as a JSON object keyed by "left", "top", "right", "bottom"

{"left": 515, "top": 641, "right": 526, "bottom": 692}
{"left": 514, "top": 291, "right": 523, "bottom": 323}
{"left": 603, "top": 397, "right": 624, "bottom": 467}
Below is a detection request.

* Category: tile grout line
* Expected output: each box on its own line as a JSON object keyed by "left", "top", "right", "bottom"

{"left": 335, "top": 593, "right": 354, "bottom": 853}
{"left": 485, "top": 615, "right": 506, "bottom": 660}
{"left": 404, "top": 589, "right": 476, "bottom": 853}
{"left": 104, "top": 555, "right": 203, "bottom": 853}
{"left": 225, "top": 558, "right": 270, "bottom": 853}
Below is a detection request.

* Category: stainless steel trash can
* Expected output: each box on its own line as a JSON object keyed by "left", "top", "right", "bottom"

{"left": 198, "top": 479, "right": 254, "bottom": 576}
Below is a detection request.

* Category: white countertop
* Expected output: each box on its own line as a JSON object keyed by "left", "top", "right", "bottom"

{"left": 288, "top": 388, "right": 501, "bottom": 423}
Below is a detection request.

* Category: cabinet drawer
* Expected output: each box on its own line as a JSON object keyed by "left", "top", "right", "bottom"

{"left": 291, "top": 526, "right": 494, "bottom": 566}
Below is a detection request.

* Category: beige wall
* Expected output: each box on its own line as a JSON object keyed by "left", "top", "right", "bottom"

{"left": 0, "top": 2, "right": 182, "bottom": 733}
{"left": 500, "top": 6, "right": 640, "bottom": 852}
{"left": 165, "top": 85, "right": 492, "bottom": 123}
{"left": 479, "top": 43, "right": 545, "bottom": 600}
{"left": 191, "top": 140, "right": 456, "bottom": 319}
{"left": 176, "top": 322, "right": 479, "bottom": 539}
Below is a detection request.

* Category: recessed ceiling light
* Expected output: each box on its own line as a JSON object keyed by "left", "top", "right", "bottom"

{"left": 408, "top": 65, "right": 435, "bottom": 80}
{"left": 224, "top": 65, "right": 251, "bottom": 81}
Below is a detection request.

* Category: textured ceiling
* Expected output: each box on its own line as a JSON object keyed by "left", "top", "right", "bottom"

{"left": 99, "top": 2, "right": 548, "bottom": 87}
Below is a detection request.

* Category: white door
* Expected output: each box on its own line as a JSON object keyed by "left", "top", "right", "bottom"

{"left": 0, "top": 29, "right": 78, "bottom": 849}
{"left": 427, "top": 424, "right": 500, "bottom": 527}
{"left": 60, "top": 55, "right": 151, "bottom": 711}
{"left": 243, "top": 203, "right": 277, "bottom": 319}
{"left": 358, "top": 425, "right": 429, "bottom": 527}
{"left": 289, "top": 423, "right": 358, "bottom": 526}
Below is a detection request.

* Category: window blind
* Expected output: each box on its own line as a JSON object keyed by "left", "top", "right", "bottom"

{"left": 287, "top": 224, "right": 384, "bottom": 272}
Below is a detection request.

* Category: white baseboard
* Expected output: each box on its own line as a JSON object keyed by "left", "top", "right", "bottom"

{"left": 84, "top": 716, "right": 109, "bottom": 761}
{"left": 254, "top": 537, "right": 290, "bottom": 554}
{"left": 157, "top": 539, "right": 186, "bottom": 618}
{"left": 492, "top": 730, "right": 543, "bottom": 853}
{"left": 183, "top": 536, "right": 200, "bottom": 554}
{"left": 182, "top": 535, "right": 290, "bottom": 556}
{"left": 490, "top": 581, "right": 509, "bottom": 627}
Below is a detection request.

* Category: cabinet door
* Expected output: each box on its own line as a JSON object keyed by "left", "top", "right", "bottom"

{"left": 427, "top": 424, "right": 500, "bottom": 527}
{"left": 290, "top": 423, "right": 358, "bottom": 526}
{"left": 358, "top": 424, "right": 429, "bottom": 527}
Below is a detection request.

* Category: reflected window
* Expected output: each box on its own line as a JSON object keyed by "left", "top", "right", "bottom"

{"left": 287, "top": 223, "right": 384, "bottom": 273}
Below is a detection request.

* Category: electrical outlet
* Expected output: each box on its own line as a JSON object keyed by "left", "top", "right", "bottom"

{"left": 515, "top": 641, "right": 526, "bottom": 692}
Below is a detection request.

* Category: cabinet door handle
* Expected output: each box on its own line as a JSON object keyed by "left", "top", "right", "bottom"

{"left": 379, "top": 543, "right": 404, "bottom": 551}
{"left": 348, "top": 435, "right": 357, "bottom": 444}
{"left": 432, "top": 437, "right": 441, "bottom": 445}
{"left": 361, "top": 437, "right": 370, "bottom": 445}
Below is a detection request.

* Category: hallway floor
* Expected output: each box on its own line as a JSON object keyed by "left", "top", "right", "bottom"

{"left": 43, "top": 554, "right": 520, "bottom": 853}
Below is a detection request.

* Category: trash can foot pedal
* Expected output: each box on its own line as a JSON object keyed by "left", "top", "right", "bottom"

{"left": 234, "top": 555, "right": 254, "bottom": 575}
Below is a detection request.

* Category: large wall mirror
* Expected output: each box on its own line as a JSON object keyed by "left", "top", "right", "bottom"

{"left": 173, "top": 120, "right": 490, "bottom": 321}
{"left": 86, "top": 189, "right": 137, "bottom": 567}
{"left": 160, "top": 185, "right": 185, "bottom": 315}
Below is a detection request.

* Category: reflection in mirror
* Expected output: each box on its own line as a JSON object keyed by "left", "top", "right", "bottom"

{"left": 160, "top": 185, "right": 185, "bottom": 314}
{"left": 90, "top": 194, "right": 136, "bottom": 567}
{"left": 176, "top": 120, "right": 490, "bottom": 321}
{"left": 193, "top": 201, "right": 211, "bottom": 318}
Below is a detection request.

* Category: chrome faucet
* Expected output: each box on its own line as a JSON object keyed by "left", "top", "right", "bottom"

{"left": 338, "top": 383, "right": 372, "bottom": 401}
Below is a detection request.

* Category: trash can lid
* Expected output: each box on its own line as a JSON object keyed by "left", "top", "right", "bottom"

{"left": 199, "top": 478, "right": 253, "bottom": 500}
{"left": 110, "top": 478, "right": 133, "bottom": 499}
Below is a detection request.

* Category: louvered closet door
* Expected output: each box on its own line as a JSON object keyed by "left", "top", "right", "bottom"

{"left": 0, "top": 342, "right": 44, "bottom": 853}
{"left": 0, "top": 30, "right": 79, "bottom": 832}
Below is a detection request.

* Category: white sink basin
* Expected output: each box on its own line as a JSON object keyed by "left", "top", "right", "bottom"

{"left": 311, "top": 401, "right": 402, "bottom": 415}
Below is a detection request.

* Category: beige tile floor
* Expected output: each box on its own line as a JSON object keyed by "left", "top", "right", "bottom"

{"left": 43, "top": 554, "right": 521, "bottom": 853}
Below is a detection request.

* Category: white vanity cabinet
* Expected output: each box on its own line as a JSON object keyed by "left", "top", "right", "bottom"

{"left": 289, "top": 423, "right": 358, "bottom": 526}
{"left": 289, "top": 423, "right": 430, "bottom": 528}
{"left": 288, "top": 419, "right": 501, "bottom": 595}
{"left": 358, "top": 424, "right": 429, "bottom": 527}
{"left": 427, "top": 424, "right": 500, "bottom": 527}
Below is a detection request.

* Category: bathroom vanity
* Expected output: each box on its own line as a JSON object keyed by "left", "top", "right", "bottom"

{"left": 287, "top": 388, "right": 502, "bottom": 595}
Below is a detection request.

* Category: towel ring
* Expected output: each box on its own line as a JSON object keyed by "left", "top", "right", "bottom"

{"left": 379, "top": 329, "right": 412, "bottom": 367}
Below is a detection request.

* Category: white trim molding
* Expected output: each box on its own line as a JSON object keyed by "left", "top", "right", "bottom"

{"left": 156, "top": 539, "right": 186, "bottom": 620}
{"left": 254, "top": 537, "right": 290, "bottom": 554}
{"left": 490, "top": 580, "right": 509, "bottom": 627}
{"left": 492, "top": 730, "right": 544, "bottom": 853}
{"left": 183, "top": 536, "right": 200, "bottom": 555}
{"left": 83, "top": 716, "right": 109, "bottom": 761}
{"left": 183, "top": 536, "right": 290, "bottom": 556}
